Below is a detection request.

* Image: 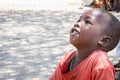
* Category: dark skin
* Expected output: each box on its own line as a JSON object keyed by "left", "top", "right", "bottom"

{"left": 70, "top": 9, "right": 114, "bottom": 69}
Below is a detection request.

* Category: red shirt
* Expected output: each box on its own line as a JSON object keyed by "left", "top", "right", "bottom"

{"left": 50, "top": 50, "right": 115, "bottom": 80}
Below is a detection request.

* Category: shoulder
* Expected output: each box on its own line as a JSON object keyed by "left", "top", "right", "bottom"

{"left": 57, "top": 50, "right": 76, "bottom": 69}
{"left": 91, "top": 50, "right": 115, "bottom": 79}
{"left": 54, "top": 50, "right": 76, "bottom": 73}
{"left": 63, "top": 50, "right": 76, "bottom": 59}
{"left": 91, "top": 50, "right": 114, "bottom": 71}
{"left": 60, "top": 50, "right": 76, "bottom": 64}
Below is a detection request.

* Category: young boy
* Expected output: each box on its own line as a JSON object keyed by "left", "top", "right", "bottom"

{"left": 50, "top": 8, "right": 120, "bottom": 80}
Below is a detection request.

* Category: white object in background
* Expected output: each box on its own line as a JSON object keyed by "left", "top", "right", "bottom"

{"left": 82, "top": 0, "right": 93, "bottom": 5}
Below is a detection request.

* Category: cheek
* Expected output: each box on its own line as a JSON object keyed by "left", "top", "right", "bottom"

{"left": 71, "top": 32, "right": 91, "bottom": 46}
{"left": 70, "top": 27, "right": 96, "bottom": 46}
{"left": 79, "top": 29, "right": 94, "bottom": 42}
{"left": 78, "top": 34, "right": 92, "bottom": 43}
{"left": 81, "top": 28, "right": 92, "bottom": 37}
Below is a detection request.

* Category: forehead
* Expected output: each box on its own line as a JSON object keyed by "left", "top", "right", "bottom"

{"left": 81, "top": 9, "right": 104, "bottom": 21}
{"left": 81, "top": 9, "right": 109, "bottom": 30}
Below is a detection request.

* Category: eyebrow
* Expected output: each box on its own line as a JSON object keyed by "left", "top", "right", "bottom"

{"left": 85, "top": 16, "right": 92, "bottom": 19}
{"left": 79, "top": 16, "right": 82, "bottom": 19}
{"left": 77, "top": 15, "right": 92, "bottom": 22}
{"left": 77, "top": 16, "right": 82, "bottom": 22}
{"left": 79, "top": 16, "right": 92, "bottom": 20}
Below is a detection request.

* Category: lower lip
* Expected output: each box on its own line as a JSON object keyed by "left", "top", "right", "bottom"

{"left": 71, "top": 31, "right": 79, "bottom": 35}
{"left": 70, "top": 32, "right": 80, "bottom": 41}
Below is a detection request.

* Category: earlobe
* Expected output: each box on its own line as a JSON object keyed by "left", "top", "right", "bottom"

{"left": 98, "top": 36, "right": 112, "bottom": 47}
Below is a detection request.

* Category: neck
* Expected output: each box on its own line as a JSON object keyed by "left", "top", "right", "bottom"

{"left": 75, "top": 48, "right": 97, "bottom": 62}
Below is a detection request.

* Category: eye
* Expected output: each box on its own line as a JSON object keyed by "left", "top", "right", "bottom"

{"left": 77, "top": 19, "right": 81, "bottom": 22}
{"left": 77, "top": 16, "right": 82, "bottom": 22}
{"left": 85, "top": 20, "right": 93, "bottom": 25}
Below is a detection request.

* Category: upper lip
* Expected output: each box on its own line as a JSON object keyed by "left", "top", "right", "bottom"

{"left": 71, "top": 27, "right": 80, "bottom": 34}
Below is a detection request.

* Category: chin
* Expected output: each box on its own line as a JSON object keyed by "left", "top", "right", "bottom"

{"left": 70, "top": 38, "right": 75, "bottom": 45}
{"left": 70, "top": 40, "right": 77, "bottom": 47}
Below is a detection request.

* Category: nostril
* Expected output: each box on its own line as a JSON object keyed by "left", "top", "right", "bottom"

{"left": 74, "top": 23, "right": 80, "bottom": 28}
{"left": 74, "top": 23, "right": 79, "bottom": 28}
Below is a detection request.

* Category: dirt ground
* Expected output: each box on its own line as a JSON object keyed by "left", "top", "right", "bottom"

{"left": 0, "top": 10, "right": 120, "bottom": 80}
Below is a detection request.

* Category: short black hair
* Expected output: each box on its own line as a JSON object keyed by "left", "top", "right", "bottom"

{"left": 107, "top": 13, "right": 120, "bottom": 39}
{"left": 100, "top": 9, "right": 120, "bottom": 51}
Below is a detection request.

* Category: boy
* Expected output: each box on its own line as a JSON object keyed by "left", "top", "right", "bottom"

{"left": 50, "top": 8, "right": 120, "bottom": 80}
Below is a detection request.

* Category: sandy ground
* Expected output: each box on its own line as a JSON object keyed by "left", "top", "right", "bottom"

{"left": 0, "top": 10, "right": 80, "bottom": 80}
{"left": 0, "top": 0, "right": 84, "bottom": 11}
{"left": 0, "top": 10, "right": 119, "bottom": 80}
{"left": 0, "top": 0, "right": 120, "bottom": 80}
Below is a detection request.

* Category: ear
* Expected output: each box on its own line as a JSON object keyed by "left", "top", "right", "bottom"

{"left": 98, "top": 35, "right": 112, "bottom": 47}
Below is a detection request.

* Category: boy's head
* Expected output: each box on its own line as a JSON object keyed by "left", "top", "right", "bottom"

{"left": 70, "top": 8, "right": 120, "bottom": 52}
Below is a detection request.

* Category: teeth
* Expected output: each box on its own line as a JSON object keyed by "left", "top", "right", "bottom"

{"left": 73, "top": 31, "right": 78, "bottom": 34}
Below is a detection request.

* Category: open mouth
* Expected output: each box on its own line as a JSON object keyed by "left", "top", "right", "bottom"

{"left": 71, "top": 27, "right": 80, "bottom": 35}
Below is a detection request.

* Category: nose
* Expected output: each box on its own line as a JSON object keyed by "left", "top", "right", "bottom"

{"left": 74, "top": 22, "right": 81, "bottom": 28}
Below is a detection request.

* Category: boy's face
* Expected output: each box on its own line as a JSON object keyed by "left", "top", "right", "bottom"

{"left": 70, "top": 9, "right": 105, "bottom": 48}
